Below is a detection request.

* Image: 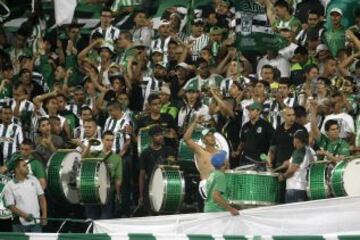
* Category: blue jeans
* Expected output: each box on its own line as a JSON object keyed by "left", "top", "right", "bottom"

{"left": 84, "top": 190, "right": 114, "bottom": 219}
{"left": 285, "top": 189, "right": 308, "bottom": 203}
{"left": 13, "top": 224, "right": 42, "bottom": 232}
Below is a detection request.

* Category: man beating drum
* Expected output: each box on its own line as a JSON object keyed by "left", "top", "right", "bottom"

{"left": 183, "top": 114, "right": 219, "bottom": 199}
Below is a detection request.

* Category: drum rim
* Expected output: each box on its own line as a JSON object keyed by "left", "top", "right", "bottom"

{"left": 95, "top": 161, "right": 110, "bottom": 205}
{"left": 306, "top": 163, "right": 332, "bottom": 200}
{"left": 330, "top": 160, "right": 348, "bottom": 197}
{"left": 225, "top": 170, "right": 279, "bottom": 177}
{"left": 149, "top": 166, "right": 185, "bottom": 213}
{"left": 47, "top": 151, "right": 81, "bottom": 204}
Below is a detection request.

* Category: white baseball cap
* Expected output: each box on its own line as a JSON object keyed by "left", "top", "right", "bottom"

{"left": 329, "top": 8, "right": 343, "bottom": 16}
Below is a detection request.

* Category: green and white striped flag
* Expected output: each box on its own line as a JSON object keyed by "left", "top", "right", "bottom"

{"left": 0, "top": 233, "right": 359, "bottom": 240}
{"left": 233, "top": 0, "right": 278, "bottom": 53}
{"left": 111, "top": 0, "right": 142, "bottom": 12}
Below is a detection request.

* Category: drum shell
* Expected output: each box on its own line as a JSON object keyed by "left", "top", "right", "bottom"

{"left": 307, "top": 163, "right": 332, "bottom": 200}
{"left": 331, "top": 160, "right": 348, "bottom": 197}
{"left": 177, "top": 131, "right": 202, "bottom": 172}
{"left": 77, "top": 159, "right": 110, "bottom": 205}
{"left": 225, "top": 170, "right": 281, "bottom": 207}
{"left": 149, "top": 166, "right": 185, "bottom": 213}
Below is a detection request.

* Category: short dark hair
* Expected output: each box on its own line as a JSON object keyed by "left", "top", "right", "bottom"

{"left": 147, "top": 93, "right": 160, "bottom": 104}
{"left": 308, "top": 9, "right": 320, "bottom": 17}
{"left": 294, "top": 106, "right": 307, "bottom": 118}
{"left": 80, "top": 106, "right": 92, "bottom": 114}
{"left": 102, "top": 130, "right": 114, "bottom": 138}
{"left": 21, "top": 138, "right": 34, "bottom": 148}
{"left": 119, "top": 31, "right": 132, "bottom": 41}
{"left": 261, "top": 64, "right": 274, "bottom": 71}
{"left": 101, "top": 7, "right": 112, "bottom": 14}
{"left": 304, "top": 64, "right": 319, "bottom": 74}
{"left": 325, "top": 119, "right": 338, "bottom": 132}
{"left": 274, "top": 0, "right": 290, "bottom": 11}
{"left": 294, "top": 46, "right": 308, "bottom": 56}
{"left": 107, "top": 101, "right": 122, "bottom": 110}
{"left": 37, "top": 117, "right": 49, "bottom": 130}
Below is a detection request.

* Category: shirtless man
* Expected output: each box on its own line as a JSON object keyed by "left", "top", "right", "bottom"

{"left": 183, "top": 115, "right": 219, "bottom": 199}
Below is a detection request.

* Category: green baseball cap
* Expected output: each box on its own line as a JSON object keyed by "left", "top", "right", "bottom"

{"left": 210, "top": 26, "right": 224, "bottom": 35}
{"left": 183, "top": 79, "right": 199, "bottom": 92}
{"left": 247, "top": 102, "right": 263, "bottom": 111}
{"left": 18, "top": 48, "right": 33, "bottom": 61}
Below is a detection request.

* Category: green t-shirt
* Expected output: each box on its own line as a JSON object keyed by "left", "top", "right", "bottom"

{"left": 316, "top": 134, "right": 350, "bottom": 159}
{"left": 92, "top": 152, "right": 123, "bottom": 183}
{"left": 291, "top": 147, "right": 306, "bottom": 165}
{"left": 323, "top": 27, "right": 346, "bottom": 57}
{"left": 204, "top": 170, "right": 227, "bottom": 213}
{"left": 28, "top": 158, "right": 47, "bottom": 179}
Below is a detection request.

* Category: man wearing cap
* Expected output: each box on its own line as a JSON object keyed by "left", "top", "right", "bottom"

{"left": 323, "top": 8, "right": 346, "bottom": 57}
{"left": 184, "top": 115, "right": 220, "bottom": 199}
{"left": 159, "top": 85, "right": 178, "bottom": 120}
{"left": 178, "top": 79, "right": 211, "bottom": 133}
{"left": 204, "top": 150, "right": 239, "bottom": 216}
{"left": 277, "top": 129, "right": 314, "bottom": 203}
{"left": 151, "top": 20, "right": 171, "bottom": 61}
{"left": 185, "top": 19, "right": 210, "bottom": 61}
{"left": 98, "top": 42, "right": 116, "bottom": 86}
{"left": 138, "top": 124, "right": 176, "bottom": 215}
{"left": 235, "top": 102, "right": 274, "bottom": 166}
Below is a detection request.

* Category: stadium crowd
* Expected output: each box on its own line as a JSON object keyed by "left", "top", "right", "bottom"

{"left": 0, "top": 0, "right": 359, "bottom": 233}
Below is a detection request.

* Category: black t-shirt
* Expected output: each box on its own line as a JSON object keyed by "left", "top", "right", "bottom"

{"left": 139, "top": 146, "right": 176, "bottom": 178}
{"left": 271, "top": 122, "right": 307, "bottom": 167}
{"left": 129, "top": 83, "right": 144, "bottom": 112}
{"left": 137, "top": 113, "right": 177, "bottom": 132}
{"left": 240, "top": 118, "right": 274, "bottom": 164}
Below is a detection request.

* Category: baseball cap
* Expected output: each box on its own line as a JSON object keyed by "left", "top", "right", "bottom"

{"left": 201, "top": 128, "right": 216, "bottom": 137}
{"left": 209, "top": 26, "right": 224, "bottom": 35}
{"left": 192, "top": 18, "right": 205, "bottom": 25}
{"left": 159, "top": 19, "right": 170, "bottom": 27}
{"left": 175, "top": 62, "right": 190, "bottom": 70}
{"left": 329, "top": 8, "right": 343, "bottom": 16}
{"left": 315, "top": 44, "right": 329, "bottom": 56}
{"left": 294, "top": 130, "right": 309, "bottom": 144}
{"left": 18, "top": 48, "right": 33, "bottom": 61}
{"left": 149, "top": 125, "right": 164, "bottom": 136}
{"left": 183, "top": 79, "right": 199, "bottom": 92}
{"left": 152, "top": 48, "right": 164, "bottom": 55}
{"left": 247, "top": 102, "right": 263, "bottom": 111}
{"left": 211, "top": 150, "right": 227, "bottom": 169}
{"left": 100, "top": 42, "right": 114, "bottom": 53}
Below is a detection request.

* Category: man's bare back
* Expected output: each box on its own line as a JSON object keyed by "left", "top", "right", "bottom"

{"left": 195, "top": 147, "right": 217, "bottom": 180}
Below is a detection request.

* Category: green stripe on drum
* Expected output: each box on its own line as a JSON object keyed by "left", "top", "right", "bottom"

{"left": 58, "top": 233, "right": 110, "bottom": 240}
{"left": 0, "top": 233, "right": 29, "bottom": 240}
{"left": 226, "top": 171, "right": 281, "bottom": 206}
{"left": 331, "top": 161, "right": 347, "bottom": 197}
{"left": 128, "top": 233, "right": 156, "bottom": 240}
{"left": 187, "top": 234, "right": 214, "bottom": 240}
{"left": 224, "top": 236, "right": 248, "bottom": 240}
{"left": 79, "top": 160, "right": 100, "bottom": 204}
{"left": 163, "top": 168, "right": 184, "bottom": 212}
{"left": 273, "top": 236, "right": 325, "bottom": 240}
{"left": 177, "top": 131, "right": 202, "bottom": 172}
{"left": 308, "top": 163, "right": 329, "bottom": 200}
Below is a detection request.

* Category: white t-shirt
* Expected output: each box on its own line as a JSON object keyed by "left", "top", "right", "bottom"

{"left": 4, "top": 175, "right": 44, "bottom": 225}
{"left": 257, "top": 55, "right": 291, "bottom": 78}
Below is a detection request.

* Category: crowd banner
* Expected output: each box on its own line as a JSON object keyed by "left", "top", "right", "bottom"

{"left": 1, "top": 233, "right": 360, "bottom": 240}
{"left": 93, "top": 196, "right": 360, "bottom": 235}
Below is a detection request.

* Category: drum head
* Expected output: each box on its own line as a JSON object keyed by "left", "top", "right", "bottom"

{"left": 60, "top": 152, "right": 81, "bottom": 204}
{"left": 98, "top": 162, "right": 110, "bottom": 205}
{"left": 343, "top": 159, "right": 360, "bottom": 196}
{"left": 196, "top": 132, "right": 230, "bottom": 170}
{"left": 149, "top": 167, "right": 165, "bottom": 212}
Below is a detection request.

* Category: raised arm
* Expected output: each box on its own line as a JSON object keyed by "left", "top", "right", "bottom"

{"left": 183, "top": 115, "right": 204, "bottom": 155}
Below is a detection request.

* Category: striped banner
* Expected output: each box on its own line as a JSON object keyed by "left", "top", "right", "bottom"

{"left": 0, "top": 233, "right": 359, "bottom": 240}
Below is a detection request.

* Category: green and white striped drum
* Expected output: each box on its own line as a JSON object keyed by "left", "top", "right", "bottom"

{"left": 177, "top": 130, "right": 230, "bottom": 172}
{"left": 0, "top": 174, "right": 12, "bottom": 219}
{"left": 47, "top": 150, "right": 81, "bottom": 204}
{"left": 138, "top": 127, "right": 151, "bottom": 156}
{"left": 307, "top": 163, "right": 332, "bottom": 200}
{"left": 77, "top": 159, "right": 110, "bottom": 205}
{"left": 149, "top": 165, "right": 185, "bottom": 213}
{"left": 331, "top": 158, "right": 360, "bottom": 197}
{"left": 226, "top": 170, "right": 281, "bottom": 207}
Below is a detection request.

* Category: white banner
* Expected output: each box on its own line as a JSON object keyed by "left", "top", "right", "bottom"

{"left": 94, "top": 196, "right": 360, "bottom": 235}
{"left": 54, "top": 0, "right": 77, "bottom": 26}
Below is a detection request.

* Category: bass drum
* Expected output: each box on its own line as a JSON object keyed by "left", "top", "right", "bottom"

{"left": 226, "top": 170, "right": 281, "bottom": 208}
{"left": 331, "top": 158, "right": 360, "bottom": 197}
{"left": 307, "top": 163, "right": 333, "bottom": 200}
{"left": 177, "top": 130, "right": 229, "bottom": 173}
{"left": 149, "top": 165, "right": 185, "bottom": 213}
{"left": 47, "top": 150, "right": 81, "bottom": 204}
{"left": 77, "top": 158, "right": 110, "bottom": 205}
